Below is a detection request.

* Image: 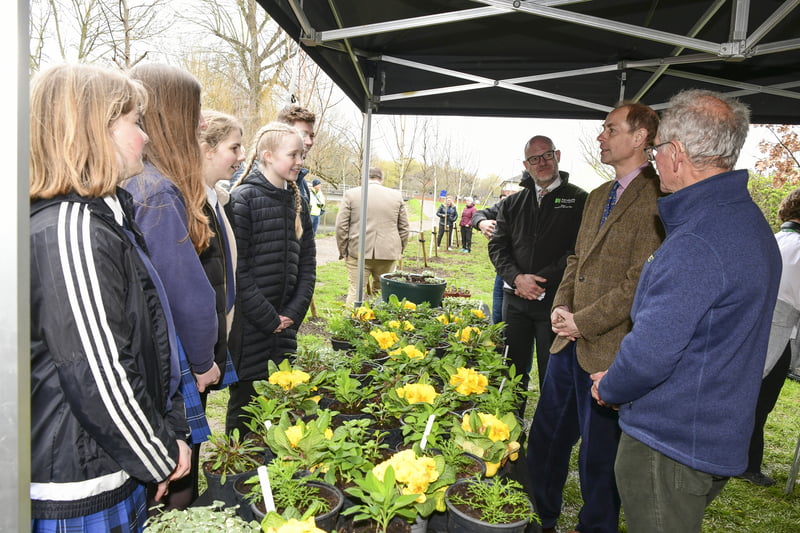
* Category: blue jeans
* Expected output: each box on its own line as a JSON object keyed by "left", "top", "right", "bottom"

{"left": 310, "top": 214, "right": 320, "bottom": 235}
{"left": 492, "top": 274, "right": 504, "bottom": 324}
{"left": 527, "top": 343, "right": 622, "bottom": 533}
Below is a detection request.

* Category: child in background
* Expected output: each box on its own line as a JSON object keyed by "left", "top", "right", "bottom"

{"left": 225, "top": 122, "right": 316, "bottom": 435}
{"left": 124, "top": 63, "right": 219, "bottom": 508}
{"left": 30, "top": 64, "right": 189, "bottom": 532}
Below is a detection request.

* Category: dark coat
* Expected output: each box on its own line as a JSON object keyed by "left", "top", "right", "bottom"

{"left": 30, "top": 191, "right": 185, "bottom": 519}
{"left": 489, "top": 171, "right": 588, "bottom": 297}
{"left": 227, "top": 169, "right": 316, "bottom": 381}
{"left": 199, "top": 201, "right": 231, "bottom": 379}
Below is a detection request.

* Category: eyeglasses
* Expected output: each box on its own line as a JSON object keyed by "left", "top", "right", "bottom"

{"left": 525, "top": 150, "right": 556, "bottom": 165}
{"left": 644, "top": 141, "right": 673, "bottom": 162}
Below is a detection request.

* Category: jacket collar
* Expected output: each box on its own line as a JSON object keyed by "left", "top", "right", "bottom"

{"left": 657, "top": 169, "right": 749, "bottom": 233}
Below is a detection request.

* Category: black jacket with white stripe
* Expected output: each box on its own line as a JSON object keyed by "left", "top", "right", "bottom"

{"left": 30, "top": 189, "right": 186, "bottom": 519}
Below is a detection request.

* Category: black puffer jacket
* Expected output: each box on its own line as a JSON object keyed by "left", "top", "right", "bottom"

{"left": 227, "top": 169, "right": 316, "bottom": 381}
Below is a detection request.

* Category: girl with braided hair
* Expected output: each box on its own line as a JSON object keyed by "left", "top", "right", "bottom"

{"left": 224, "top": 122, "right": 316, "bottom": 434}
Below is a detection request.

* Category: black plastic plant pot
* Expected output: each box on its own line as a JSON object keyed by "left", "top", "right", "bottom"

{"left": 380, "top": 273, "right": 447, "bottom": 308}
{"left": 444, "top": 479, "right": 533, "bottom": 533}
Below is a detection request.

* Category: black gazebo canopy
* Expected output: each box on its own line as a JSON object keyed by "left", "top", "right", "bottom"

{"left": 258, "top": 0, "right": 800, "bottom": 123}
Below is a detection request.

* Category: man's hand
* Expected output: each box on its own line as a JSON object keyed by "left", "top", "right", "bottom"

{"left": 514, "top": 273, "right": 546, "bottom": 300}
{"left": 154, "top": 440, "right": 192, "bottom": 501}
{"left": 478, "top": 219, "right": 496, "bottom": 239}
{"left": 551, "top": 306, "right": 581, "bottom": 340}
{"left": 193, "top": 362, "right": 220, "bottom": 393}
{"left": 274, "top": 315, "right": 295, "bottom": 334}
{"left": 590, "top": 370, "right": 618, "bottom": 410}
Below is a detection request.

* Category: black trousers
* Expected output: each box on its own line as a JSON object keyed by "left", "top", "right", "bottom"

{"left": 746, "top": 343, "right": 792, "bottom": 472}
{"left": 502, "top": 291, "right": 555, "bottom": 408}
{"left": 225, "top": 380, "right": 257, "bottom": 436}
{"left": 437, "top": 224, "right": 453, "bottom": 248}
{"left": 460, "top": 225, "right": 473, "bottom": 251}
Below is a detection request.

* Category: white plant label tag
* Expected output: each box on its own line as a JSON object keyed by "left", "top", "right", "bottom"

{"left": 420, "top": 414, "right": 436, "bottom": 451}
{"left": 258, "top": 465, "right": 276, "bottom": 513}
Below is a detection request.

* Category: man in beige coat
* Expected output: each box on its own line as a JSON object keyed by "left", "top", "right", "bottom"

{"left": 527, "top": 102, "right": 666, "bottom": 533}
{"left": 336, "top": 167, "right": 410, "bottom": 304}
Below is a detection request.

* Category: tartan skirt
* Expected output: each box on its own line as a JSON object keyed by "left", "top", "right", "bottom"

{"left": 32, "top": 484, "right": 146, "bottom": 533}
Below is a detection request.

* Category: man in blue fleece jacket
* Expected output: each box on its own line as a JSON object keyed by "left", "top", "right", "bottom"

{"left": 591, "top": 89, "right": 782, "bottom": 533}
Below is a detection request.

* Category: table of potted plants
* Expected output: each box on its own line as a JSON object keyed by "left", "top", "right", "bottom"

{"left": 145, "top": 295, "right": 540, "bottom": 533}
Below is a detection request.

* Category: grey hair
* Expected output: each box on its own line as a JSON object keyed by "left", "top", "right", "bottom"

{"left": 658, "top": 89, "right": 750, "bottom": 170}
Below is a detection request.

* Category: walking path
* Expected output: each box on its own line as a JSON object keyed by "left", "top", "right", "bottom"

{"left": 314, "top": 235, "right": 340, "bottom": 266}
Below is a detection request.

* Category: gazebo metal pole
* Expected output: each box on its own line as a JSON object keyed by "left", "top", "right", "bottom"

{"left": 354, "top": 77, "right": 374, "bottom": 307}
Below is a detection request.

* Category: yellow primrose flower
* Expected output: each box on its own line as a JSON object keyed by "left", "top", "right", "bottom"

{"left": 387, "top": 320, "right": 413, "bottom": 331}
{"left": 372, "top": 449, "right": 441, "bottom": 503}
{"left": 402, "top": 301, "right": 417, "bottom": 310}
{"left": 484, "top": 460, "right": 500, "bottom": 477}
{"left": 266, "top": 517, "right": 325, "bottom": 533}
{"left": 506, "top": 440, "right": 521, "bottom": 461}
{"left": 401, "top": 345, "right": 424, "bottom": 359}
{"left": 458, "top": 326, "right": 481, "bottom": 343}
{"left": 324, "top": 428, "right": 333, "bottom": 440}
{"left": 269, "top": 369, "right": 311, "bottom": 390}
{"left": 389, "top": 347, "right": 403, "bottom": 356}
{"left": 370, "top": 329, "right": 399, "bottom": 350}
{"left": 470, "top": 309, "right": 486, "bottom": 319}
{"left": 449, "top": 367, "right": 488, "bottom": 395}
{"left": 352, "top": 306, "right": 376, "bottom": 321}
{"left": 387, "top": 320, "right": 402, "bottom": 329}
{"left": 396, "top": 383, "right": 439, "bottom": 404}
{"left": 285, "top": 425, "right": 304, "bottom": 448}
{"left": 462, "top": 412, "right": 511, "bottom": 442}
{"left": 402, "top": 320, "right": 415, "bottom": 331}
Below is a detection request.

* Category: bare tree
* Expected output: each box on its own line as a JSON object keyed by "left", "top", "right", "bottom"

{"left": 578, "top": 126, "right": 614, "bottom": 182}
{"left": 99, "top": 0, "right": 170, "bottom": 69}
{"left": 30, "top": 0, "right": 171, "bottom": 72}
{"left": 190, "top": 0, "right": 293, "bottom": 136}
{"left": 30, "top": 0, "right": 105, "bottom": 70}
{"left": 384, "top": 116, "right": 419, "bottom": 195}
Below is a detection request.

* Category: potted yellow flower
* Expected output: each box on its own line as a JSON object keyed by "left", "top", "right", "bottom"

{"left": 452, "top": 412, "right": 522, "bottom": 477}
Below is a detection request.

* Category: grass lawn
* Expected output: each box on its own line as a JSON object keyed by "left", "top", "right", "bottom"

{"left": 203, "top": 231, "right": 800, "bottom": 531}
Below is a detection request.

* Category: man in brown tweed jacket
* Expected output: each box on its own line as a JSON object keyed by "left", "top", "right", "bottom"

{"left": 527, "top": 103, "right": 665, "bottom": 533}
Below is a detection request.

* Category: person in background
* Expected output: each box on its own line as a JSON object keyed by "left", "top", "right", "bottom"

{"left": 738, "top": 187, "right": 800, "bottom": 487}
{"left": 336, "top": 167, "right": 410, "bottom": 304}
{"left": 196, "top": 109, "right": 244, "bottom": 496}
{"left": 459, "top": 197, "right": 477, "bottom": 253}
{"left": 473, "top": 191, "right": 511, "bottom": 324}
{"left": 436, "top": 195, "right": 458, "bottom": 249}
{"left": 489, "top": 136, "right": 587, "bottom": 401}
{"left": 592, "top": 89, "right": 781, "bottom": 533}
{"left": 277, "top": 104, "right": 317, "bottom": 203}
{"left": 124, "top": 63, "right": 220, "bottom": 509}
{"left": 225, "top": 122, "right": 316, "bottom": 435}
{"left": 309, "top": 177, "right": 326, "bottom": 235}
{"left": 530, "top": 102, "right": 663, "bottom": 533}
{"left": 30, "top": 63, "right": 189, "bottom": 532}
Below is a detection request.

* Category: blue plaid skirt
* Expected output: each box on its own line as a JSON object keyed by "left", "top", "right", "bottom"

{"left": 32, "top": 484, "right": 146, "bottom": 533}
{"left": 177, "top": 337, "right": 211, "bottom": 446}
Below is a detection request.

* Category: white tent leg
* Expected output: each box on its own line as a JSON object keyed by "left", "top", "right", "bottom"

{"left": 354, "top": 77, "right": 374, "bottom": 307}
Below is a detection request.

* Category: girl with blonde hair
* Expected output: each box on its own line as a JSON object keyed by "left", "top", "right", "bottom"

{"left": 225, "top": 122, "right": 316, "bottom": 434}
{"left": 123, "top": 63, "right": 219, "bottom": 507}
{"left": 30, "top": 63, "right": 189, "bottom": 532}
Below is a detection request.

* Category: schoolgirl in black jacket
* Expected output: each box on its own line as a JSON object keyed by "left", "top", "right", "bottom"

{"left": 225, "top": 122, "right": 316, "bottom": 434}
